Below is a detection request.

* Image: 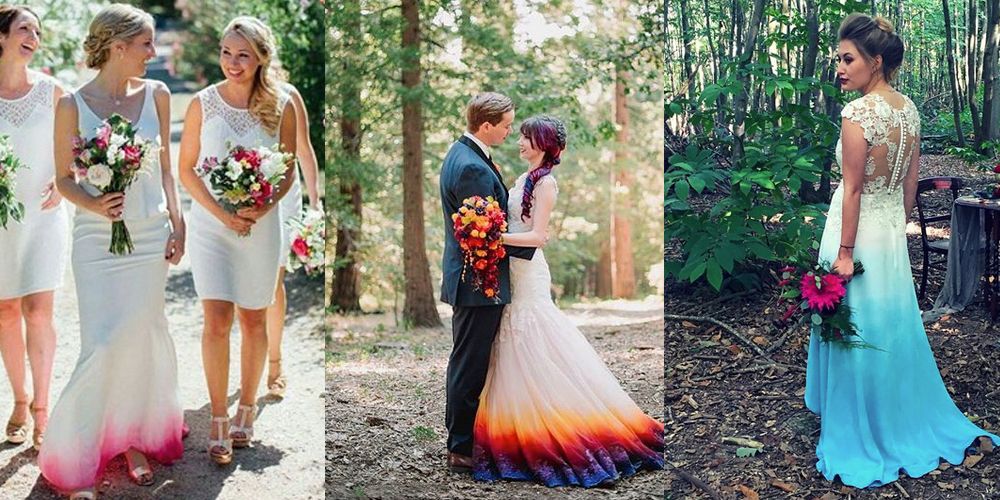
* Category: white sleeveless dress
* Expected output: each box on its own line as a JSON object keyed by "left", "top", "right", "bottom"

{"left": 38, "top": 82, "right": 183, "bottom": 493}
{"left": 0, "top": 73, "right": 68, "bottom": 299}
{"left": 188, "top": 84, "right": 290, "bottom": 309}
{"left": 472, "top": 173, "right": 664, "bottom": 487}
{"left": 277, "top": 81, "right": 301, "bottom": 266}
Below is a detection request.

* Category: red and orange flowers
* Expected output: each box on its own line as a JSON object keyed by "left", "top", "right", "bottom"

{"left": 453, "top": 196, "right": 507, "bottom": 302}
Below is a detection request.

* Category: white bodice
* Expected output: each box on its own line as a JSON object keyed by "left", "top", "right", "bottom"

{"left": 74, "top": 82, "right": 166, "bottom": 220}
{"left": 0, "top": 73, "right": 56, "bottom": 218}
{"left": 507, "top": 172, "right": 558, "bottom": 234}
{"left": 507, "top": 172, "right": 559, "bottom": 303}
{"left": 195, "top": 84, "right": 289, "bottom": 200}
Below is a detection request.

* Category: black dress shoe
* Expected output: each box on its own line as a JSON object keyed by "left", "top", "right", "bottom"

{"left": 447, "top": 452, "right": 474, "bottom": 473}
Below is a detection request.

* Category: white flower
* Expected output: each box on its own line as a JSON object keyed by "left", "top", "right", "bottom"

{"left": 86, "top": 163, "right": 112, "bottom": 189}
{"left": 260, "top": 150, "right": 288, "bottom": 180}
{"left": 107, "top": 144, "right": 122, "bottom": 164}
{"left": 225, "top": 158, "right": 242, "bottom": 180}
{"left": 109, "top": 133, "right": 126, "bottom": 148}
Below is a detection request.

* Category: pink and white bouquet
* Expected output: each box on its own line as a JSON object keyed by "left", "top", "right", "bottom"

{"left": 72, "top": 114, "right": 157, "bottom": 255}
{"left": 0, "top": 134, "right": 26, "bottom": 230}
{"left": 285, "top": 207, "right": 324, "bottom": 277}
{"left": 197, "top": 144, "right": 291, "bottom": 236}
{"left": 775, "top": 259, "right": 876, "bottom": 350}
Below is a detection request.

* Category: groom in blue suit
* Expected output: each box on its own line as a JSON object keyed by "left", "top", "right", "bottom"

{"left": 439, "top": 92, "right": 537, "bottom": 472}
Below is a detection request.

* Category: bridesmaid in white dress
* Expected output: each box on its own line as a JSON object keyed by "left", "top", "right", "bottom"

{"left": 38, "top": 5, "right": 186, "bottom": 498}
{"left": 0, "top": 5, "right": 67, "bottom": 451}
{"left": 265, "top": 78, "right": 322, "bottom": 400}
{"left": 178, "top": 16, "right": 296, "bottom": 465}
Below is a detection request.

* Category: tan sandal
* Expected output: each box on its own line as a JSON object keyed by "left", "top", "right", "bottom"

{"left": 5, "top": 400, "right": 28, "bottom": 444}
{"left": 267, "top": 359, "right": 286, "bottom": 399}
{"left": 29, "top": 402, "right": 45, "bottom": 451}
{"left": 207, "top": 416, "right": 232, "bottom": 465}
{"left": 229, "top": 405, "right": 255, "bottom": 448}
{"left": 125, "top": 448, "right": 154, "bottom": 486}
{"left": 69, "top": 488, "right": 96, "bottom": 499}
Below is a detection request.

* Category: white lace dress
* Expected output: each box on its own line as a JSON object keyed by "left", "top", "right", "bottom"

{"left": 804, "top": 92, "right": 999, "bottom": 487}
{"left": 0, "top": 73, "right": 68, "bottom": 299}
{"left": 187, "top": 84, "right": 290, "bottom": 309}
{"left": 472, "top": 173, "right": 663, "bottom": 487}
{"left": 38, "top": 82, "right": 183, "bottom": 493}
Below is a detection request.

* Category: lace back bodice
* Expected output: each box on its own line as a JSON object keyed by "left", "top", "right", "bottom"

{"left": 508, "top": 173, "right": 558, "bottom": 234}
{"left": 836, "top": 92, "right": 920, "bottom": 196}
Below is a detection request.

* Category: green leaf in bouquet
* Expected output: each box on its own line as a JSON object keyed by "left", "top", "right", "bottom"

{"left": 811, "top": 313, "right": 822, "bottom": 325}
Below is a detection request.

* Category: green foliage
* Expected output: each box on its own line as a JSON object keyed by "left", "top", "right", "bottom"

{"left": 174, "top": 0, "right": 325, "bottom": 170}
{"left": 330, "top": 1, "right": 662, "bottom": 308}
{"left": 32, "top": 0, "right": 107, "bottom": 83}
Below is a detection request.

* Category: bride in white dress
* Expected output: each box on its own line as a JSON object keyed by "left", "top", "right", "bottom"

{"left": 0, "top": 5, "right": 67, "bottom": 452}
{"left": 472, "top": 116, "right": 664, "bottom": 487}
{"left": 178, "top": 16, "right": 296, "bottom": 466}
{"left": 38, "top": 5, "right": 186, "bottom": 498}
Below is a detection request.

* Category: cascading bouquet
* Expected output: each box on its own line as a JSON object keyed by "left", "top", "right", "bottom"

{"left": 285, "top": 207, "right": 324, "bottom": 277}
{"left": 775, "top": 260, "right": 877, "bottom": 349}
{"left": 452, "top": 196, "right": 507, "bottom": 302}
{"left": 197, "top": 143, "right": 291, "bottom": 236}
{"left": 0, "top": 134, "right": 26, "bottom": 230}
{"left": 72, "top": 113, "right": 157, "bottom": 255}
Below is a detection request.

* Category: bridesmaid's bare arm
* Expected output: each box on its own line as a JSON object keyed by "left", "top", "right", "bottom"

{"left": 40, "top": 80, "right": 66, "bottom": 211}
{"left": 53, "top": 94, "right": 123, "bottom": 220}
{"left": 289, "top": 86, "right": 320, "bottom": 208}
{"left": 152, "top": 80, "right": 185, "bottom": 263}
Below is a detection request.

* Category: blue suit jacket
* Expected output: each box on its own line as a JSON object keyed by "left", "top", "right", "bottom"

{"left": 439, "top": 137, "right": 534, "bottom": 306}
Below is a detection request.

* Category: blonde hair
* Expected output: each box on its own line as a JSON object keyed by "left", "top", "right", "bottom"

{"left": 83, "top": 3, "right": 153, "bottom": 69}
{"left": 466, "top": 92, "right": 514, "bottom": 133}
{"left": 222, "top": 16, "right": 284, "bottom": 136}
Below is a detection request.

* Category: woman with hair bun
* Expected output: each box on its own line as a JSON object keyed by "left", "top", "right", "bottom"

{"left": 804, "top": 12, "right": 999, "bottom": 488}
{"left": 0, "top": 4, "right": 67, "bottom": 454}
{"left": 178, "top": 15, "right": 296, "bottom": 466}
{"left": 38, "top": 3, "right": 185, "bottom": 498}
{"left": 468, "top": 115, "right": 664, "bottom": 487}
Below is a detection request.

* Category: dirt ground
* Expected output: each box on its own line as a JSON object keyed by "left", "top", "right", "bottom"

{"left": 326, "top": 297, "right": 666, "bottom": 499}
{"left": 666, "top": 155, "right": 1000, "bottom": 499}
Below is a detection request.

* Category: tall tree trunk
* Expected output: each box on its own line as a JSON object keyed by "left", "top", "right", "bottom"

{"left": 944, "top": 0, "right": 967, "bottom": 145}
{"left": 679, "top": 0, "right": 694, "bottom": 100}
{"left": 797, "top": 0, "right": 822, "bottom": 202}
{"left": 731, "top": 0, "right": 766, "bottom": 167}
{"left": 400, "top": 0, "right": 441, "bottom": 327}
{"left": 332, "top": 0, "right": 363, "bottom": 311}
{"left": 968, "top": 0, "right": 984, "bottom": 145}
{"left": 611, "top": 67, "right": 636, "bottom": 299}
{"left": 985, "top": 0, "right": 1000, "bottom": 139}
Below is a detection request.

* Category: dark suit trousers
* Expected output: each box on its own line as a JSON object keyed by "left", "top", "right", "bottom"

{"left": 446, "top": 304, "right": 504, "bottom": 456}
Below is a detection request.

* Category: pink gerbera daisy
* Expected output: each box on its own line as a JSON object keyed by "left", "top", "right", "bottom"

{"left": 800, "top": 272, "right": 846, "bottom": 311}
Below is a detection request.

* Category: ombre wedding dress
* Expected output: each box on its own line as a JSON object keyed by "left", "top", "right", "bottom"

{"left": 472, "top": 173, "right": 664, "bottom": 487}
{"left": 805, "top": 90, "right": 999, "bottom": 488}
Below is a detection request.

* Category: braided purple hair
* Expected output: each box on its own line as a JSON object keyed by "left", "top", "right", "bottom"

{"left": 519, "top": 115, "right": 567, "bottom": 221}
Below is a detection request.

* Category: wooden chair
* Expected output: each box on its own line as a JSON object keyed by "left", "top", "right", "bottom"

{"left": 914, "top": 176, "right": 964, "bottom": 300}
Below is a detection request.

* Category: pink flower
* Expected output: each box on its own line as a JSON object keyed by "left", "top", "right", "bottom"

{"left": 800, "top": 272, "right": 846, "bottom": 311}
{"left": 95, "top": 125, "right": 111, "bottom": 149}
{"left": 292, "top": 237, "right": 309, "bottom": 258}
{"left": 994, "top": 163, "right": 1000, "bottom": 174}
{"left": 123, "top": 145, "right": 142, "bottom": 166}
{"left": 233, "top": 148, "right": 261, "bottom": 168}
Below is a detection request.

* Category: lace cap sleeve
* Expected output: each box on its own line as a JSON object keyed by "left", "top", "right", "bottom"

{"left": 840, "top": 95, "right": 886, "bottom": 145}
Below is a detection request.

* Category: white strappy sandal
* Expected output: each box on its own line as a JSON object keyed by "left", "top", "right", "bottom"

{"left": 208, "top": 415, "right": 233, "bottom": 465}
{"left": 229, "top": 405, "right": 255, "bottom": 448}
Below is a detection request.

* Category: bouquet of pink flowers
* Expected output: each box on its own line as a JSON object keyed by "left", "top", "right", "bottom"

{"left": 0, "top": 134, "right": 26, "bottom": 230}
{"left": 197, "top": 144, "right": 291, "bottom": 236}
{"left": 775, "top": 260, "right": 875, "bottom": 349}
{"left": 285, "top": 207, "right": 324, "bottom": 277}
{"left": 72, "top": 114, "right": 157, "bottom": 255}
